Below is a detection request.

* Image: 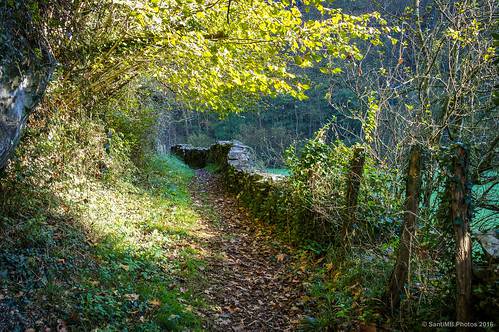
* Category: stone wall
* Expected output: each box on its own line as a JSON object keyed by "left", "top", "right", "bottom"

{"left": 171, "top": 141, "right": 314, "bottom": 242}
{"left": 171, "top": 140, "right": 260, "bottom": 171}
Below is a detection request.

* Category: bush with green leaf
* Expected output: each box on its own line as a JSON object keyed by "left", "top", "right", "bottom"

{"left": 285, "top": 134, "right": 403, "bottom": 245}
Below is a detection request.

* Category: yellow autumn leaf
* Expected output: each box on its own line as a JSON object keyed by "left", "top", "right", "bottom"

{"left": 149, "top": 298, "right": 161, "bottom": 307}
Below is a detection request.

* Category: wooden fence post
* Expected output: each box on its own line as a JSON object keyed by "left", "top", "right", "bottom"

{"left": 387, "top": 144, "right": 422, "bottom": 310}
{"left": 342, "top": 146, "right": 366, "bottom": 239}
{"left": 450, "top": 144, "right": 472, "bottom": 330}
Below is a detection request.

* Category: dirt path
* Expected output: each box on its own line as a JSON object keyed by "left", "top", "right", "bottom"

{"left": 188, "top": 169, "right": 312, "bottom": 331}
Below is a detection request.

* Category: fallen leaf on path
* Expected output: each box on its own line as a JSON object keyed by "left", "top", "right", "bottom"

{"left": 359, "top": 323, "right": 377, "bottom": 332}
{"left": 125, "top": 293, "right": 139, "bottom": 301}
{"left": 225, "top": 304, "right": 238, "bottom": 313}
{"left": 276, "top": 253, "right": 286, "bottom": 262}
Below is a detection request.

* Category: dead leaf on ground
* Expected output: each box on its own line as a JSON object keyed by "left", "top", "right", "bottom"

{"left": 125, "top": 293, "right": 140, "bottom": 301}
{"left": 149, "top": 299, "right": 161, "bottom": 307}
{"left": 359, "top": 323, "right": 377, "bottom": 332}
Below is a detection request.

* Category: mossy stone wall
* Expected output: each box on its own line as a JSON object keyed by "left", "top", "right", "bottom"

{"left": 172, "top": 141, "right": 316, "bottom": 243}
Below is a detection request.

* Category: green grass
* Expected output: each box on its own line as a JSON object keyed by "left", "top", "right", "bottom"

{"left": 0, "top": 154, "right": 206, "bottom": 331}
{"left": 425, "top": 171, "right": 497, "bottom": 233}
{"left": 472, "top": 172, "right": 498, "bottom": 232}
{"left": 265, "top": 168, "right": 290, "bottom": 176}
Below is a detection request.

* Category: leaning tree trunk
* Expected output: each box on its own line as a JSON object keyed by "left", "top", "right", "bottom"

{"left": 450, "top": 144, "right": 472, "bottom": 330}
{"left": 0, "top": 3, "right": 55, "bottom": 170}
{"left": 387, "top": 144, "right": 422, "bottom": 310}
{"left": 342, "top": 146, "right": 366, "bottom": 240}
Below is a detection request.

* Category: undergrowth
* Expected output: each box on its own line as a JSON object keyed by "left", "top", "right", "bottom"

{"left": 273, "top": 135, "right": 497, "bottom": 330}
{"left": 0, "top": 111, "right": 205, "bottom": 331}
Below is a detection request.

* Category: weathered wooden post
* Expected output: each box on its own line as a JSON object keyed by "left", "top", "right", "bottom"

{"left": 450, "top": 144, "right": 472, "bottom": 330}
{"left": 387, "top": 144, "right": 422, "bottom": 309}
{"left": 342, "top": 146, "right": 366, "bottom": 239}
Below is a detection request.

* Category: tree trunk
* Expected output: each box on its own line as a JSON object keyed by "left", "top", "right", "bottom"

{"left": 342, "top": 146, "right": 366, "bottom": 239}
{"left": 387, "top": 144, "right": 422, "bottom": 310}
{"left": 450, "top": 144, "right": 472, "bottom": 330}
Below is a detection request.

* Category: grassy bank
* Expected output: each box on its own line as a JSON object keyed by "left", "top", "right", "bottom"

{"left": 0, "top": 145, "right": 206, "bottom": 330}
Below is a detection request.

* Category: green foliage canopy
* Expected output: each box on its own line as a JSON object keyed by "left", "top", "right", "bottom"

{"left": 41, "top": 0, "right": 386, "bottom": 114}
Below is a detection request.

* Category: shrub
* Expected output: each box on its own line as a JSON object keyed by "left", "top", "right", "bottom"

{"left": 285, "top": 137, "right": 403, "bottom": 245}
